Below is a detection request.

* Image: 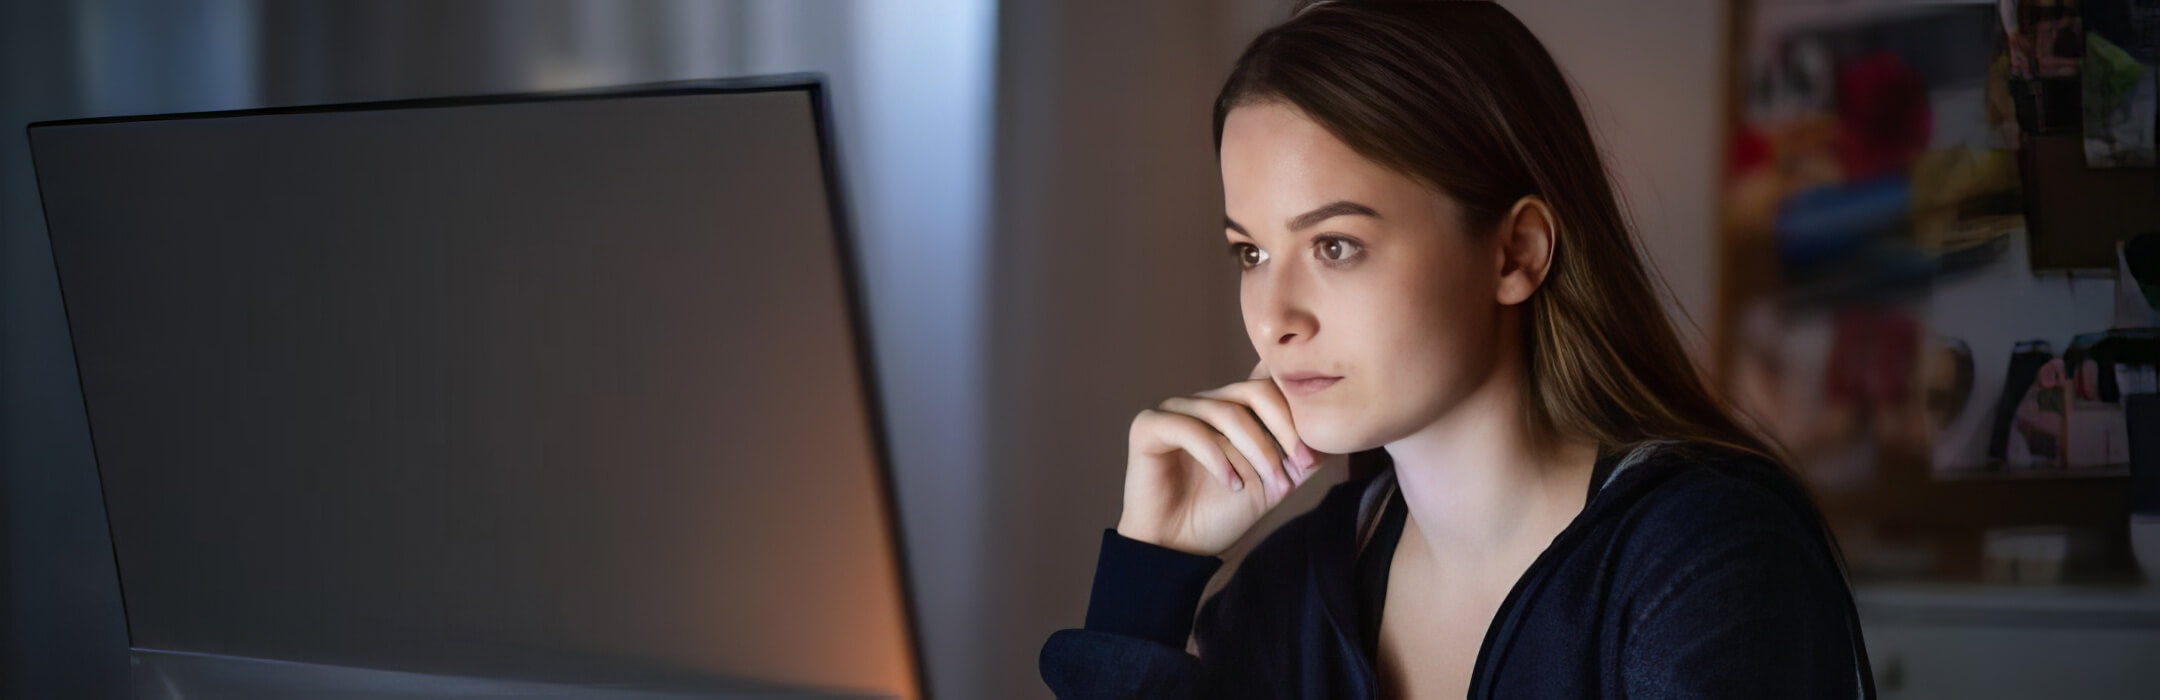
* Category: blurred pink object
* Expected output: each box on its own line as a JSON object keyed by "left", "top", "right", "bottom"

{"left": 2007, "top": 357, "right": 2071, "bottom": 469}
{"left": 1835, "top": 51, "right": 1932, "bottom": 180}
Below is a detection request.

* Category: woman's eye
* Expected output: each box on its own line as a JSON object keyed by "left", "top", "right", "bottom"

{"left": 1315, "top": 237, "right": 1363, "bottom": 264}
{"left": 1230, "top": 242, "right": 1267, "bottom": 269}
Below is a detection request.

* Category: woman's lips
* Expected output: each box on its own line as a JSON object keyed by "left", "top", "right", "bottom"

{"left": 1283, "top": 376, "right": 1342, "bottom": 395}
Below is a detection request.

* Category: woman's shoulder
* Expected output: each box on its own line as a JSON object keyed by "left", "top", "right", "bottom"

{"left": 1593, "top": 441, "right": 1846, "bottom": 593}
{"left": 1588, "top": 443, "right": 1871, "bottom": 695}
{"left": 1602, "top": 442, "right": 1824, "bottom": 534}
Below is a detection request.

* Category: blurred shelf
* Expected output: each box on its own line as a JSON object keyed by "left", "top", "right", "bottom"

{"left": 1931, "top": 464, "right": 2133, "bottom": 482}
{"left": 1807, "top": 449, "right": 2142, "bottom": 582}
{"left": 1855, "top": 580, "right": 2160, "bottom": 627}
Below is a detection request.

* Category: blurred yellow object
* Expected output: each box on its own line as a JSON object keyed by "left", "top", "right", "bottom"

{"left": 1908, "top": 146, "right": 2022, "bottom": 255}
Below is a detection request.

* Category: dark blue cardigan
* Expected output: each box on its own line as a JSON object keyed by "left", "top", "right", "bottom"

{"left": 1039, "top": 442, "right": 1874, "bottom": 698}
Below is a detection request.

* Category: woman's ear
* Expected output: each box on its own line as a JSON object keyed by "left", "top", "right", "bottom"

{"left": 1494, "top": 196, "right": 1557, "bottom": 306}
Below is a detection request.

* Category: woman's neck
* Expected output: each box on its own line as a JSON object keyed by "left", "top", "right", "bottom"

{"left": 1383, "top": 365, "right": 1598, "bottom": 571}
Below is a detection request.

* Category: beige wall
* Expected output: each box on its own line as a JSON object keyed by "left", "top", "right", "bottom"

{"left": 1503, "top": 0, "right": 1727, "bottom": 360}
{"left": 983, "top": 2, "right": 1273, "bottom": 697}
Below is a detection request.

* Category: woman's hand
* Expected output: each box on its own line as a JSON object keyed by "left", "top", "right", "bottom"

{"left": 1116, "top": 361, "right": 1327, "bottom": 557}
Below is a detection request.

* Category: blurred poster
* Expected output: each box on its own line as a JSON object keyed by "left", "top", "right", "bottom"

{"left": 2007, "top": 0, "right": 2085, "bottom": 80}
{"left": 1725, "top": 1, "right": 2026, "bottom": 481}
{"left": 1732, "top": 1, "right": 2022, "bottom": 304}
{"left": 2078, "top": 0, "right": 2160, "bottom": 166}
{"left": 2007, "top": 0, "right": 2086, "bottom": 133}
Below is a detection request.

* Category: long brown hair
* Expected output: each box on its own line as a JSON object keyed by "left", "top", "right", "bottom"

{"left": 1214, "top": 0, "right": 1778, "bottom": 469}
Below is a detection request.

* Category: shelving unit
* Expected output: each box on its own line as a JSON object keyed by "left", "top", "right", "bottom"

{"left": 1709, "top": 3, "right": 2158, "bottom": 696}
{"left": 1713, "top": 0, "right": 2151, "bottom": 585}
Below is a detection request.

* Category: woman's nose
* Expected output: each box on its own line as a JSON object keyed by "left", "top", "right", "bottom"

{"left": 1253, "top": 281, "right": 1316, "bottom": 346}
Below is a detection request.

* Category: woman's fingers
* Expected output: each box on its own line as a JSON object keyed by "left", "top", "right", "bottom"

{"left": 1212, "top": 432, "right": 1261, "bottom": 499}
{"left": 1132, "top": 409, "right": 1244, "bottom": 492}
{"left": 1157, "top": 396, "right": 1291, "bottom": 498}
{"left": 1193, "top": 379, "right": 1315, "bottom": 485}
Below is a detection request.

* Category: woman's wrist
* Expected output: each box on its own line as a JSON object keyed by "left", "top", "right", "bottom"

{"left": 1113, "top": 517, "right": 1157, "bottom": 548}
{"left": 1115, "top": 516, "right": 1198, "bottom": 556}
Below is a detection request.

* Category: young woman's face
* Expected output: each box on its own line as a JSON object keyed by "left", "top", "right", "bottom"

{"left": 1219, "top": 101, "right": 1508, "bottom": 455}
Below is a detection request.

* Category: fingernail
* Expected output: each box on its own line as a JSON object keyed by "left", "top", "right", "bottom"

{"left": 1298, "top": 445, "right": 1317, "bottom": 468}
{"left": 1230, "top": 475, "right": 1244, "bottom": 491}
{"left": 1283, "top": 459, "right": 1301, "bottom": 484}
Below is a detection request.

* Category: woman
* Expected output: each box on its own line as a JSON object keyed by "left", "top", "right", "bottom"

{"left": 1038, "top": 1, "right": 1872, "bottom": 698}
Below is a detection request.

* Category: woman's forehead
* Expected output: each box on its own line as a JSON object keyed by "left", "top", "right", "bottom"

{"left": 1220, "top": 102, "right": 1360, "bottom": 174}
{"left": 1221, "top": 105, "right": 1451, "bottom": 232}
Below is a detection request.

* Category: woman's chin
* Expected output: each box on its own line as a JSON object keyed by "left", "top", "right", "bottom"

{"left": 1292, "top": 421, "right": 1380, "bottom": 457}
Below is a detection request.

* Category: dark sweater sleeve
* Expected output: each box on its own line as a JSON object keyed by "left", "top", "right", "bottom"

{"left": 1618, "top": 480, "right": 1872, "bottom": 698}
{"left": 1038, "top": 528, "right": 1225, "bottom": 699}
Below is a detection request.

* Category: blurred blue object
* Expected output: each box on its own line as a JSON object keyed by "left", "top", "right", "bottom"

{"left": 1774, "top": 174, "right": 1913, "bottom": 271}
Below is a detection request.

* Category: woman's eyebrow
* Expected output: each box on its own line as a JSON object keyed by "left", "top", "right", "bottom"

{"left": 1287, "top": 200, "right": 1382, "bottom": 231}
{"left": 1223, "top": 200, "right": 1382, "bottom": 236}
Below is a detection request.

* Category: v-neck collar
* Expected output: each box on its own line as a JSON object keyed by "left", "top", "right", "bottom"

{"left": 1315, "top": 448, "right": 1631, "bottom": 700}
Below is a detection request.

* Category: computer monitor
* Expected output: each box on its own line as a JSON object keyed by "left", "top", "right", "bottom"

{"left": 29, "top": 76, "right": 922, "bottom": 700}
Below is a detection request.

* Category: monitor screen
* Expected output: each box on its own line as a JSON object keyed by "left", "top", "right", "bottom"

{"left": 30, "top": 78, "right": 920, "bottom": 700}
